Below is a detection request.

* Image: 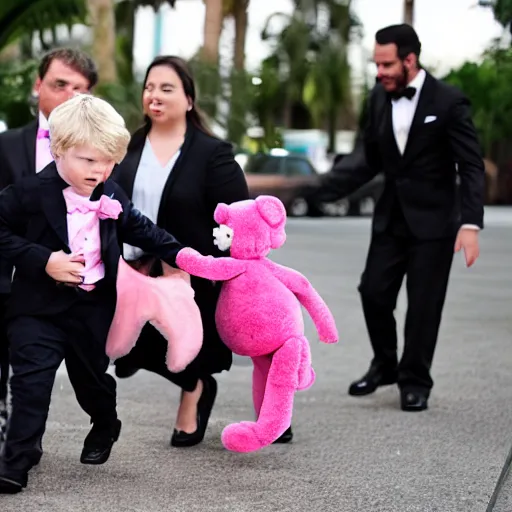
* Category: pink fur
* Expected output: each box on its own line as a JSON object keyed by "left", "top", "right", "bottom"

{"left": 106, "top": 257, "right": 203, "bottom": 373}
{"left": 176, "top": 195, "right": 338, "bottom": 453}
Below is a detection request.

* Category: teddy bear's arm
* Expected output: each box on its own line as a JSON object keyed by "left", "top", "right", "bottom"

{"left": 263, "top": 260, "right": 338, "bottom": 344}
{"left": 176, "top": 247, "right": 246, "bottom": 281}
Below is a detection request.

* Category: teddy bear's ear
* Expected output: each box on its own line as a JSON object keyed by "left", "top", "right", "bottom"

{"left": 214, "top": 203, "right": 230, "bottom": 224}
{"left": 255, "top": 195, "right": 286, "bottom": 228}
{"left": 256, "top": 196, "right": 287, "bottom": 249}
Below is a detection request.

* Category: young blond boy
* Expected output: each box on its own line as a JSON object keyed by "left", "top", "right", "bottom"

{"left": 0, "top": 94, "right": 185, "bottom": 493}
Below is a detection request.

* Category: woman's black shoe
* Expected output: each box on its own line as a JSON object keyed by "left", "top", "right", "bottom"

{"left": 114, "top": 359, "right": 139, "bottom": 379}
{"left": 170, "top": 376, "right": 217, "bottom": 448}
{"left": 273, "top": 426, "right": 293, "bottom": 444}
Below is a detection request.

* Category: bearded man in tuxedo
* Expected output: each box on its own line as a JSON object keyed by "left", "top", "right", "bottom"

{"left": 312, "top": 24, "right": 484, "bottom": 412}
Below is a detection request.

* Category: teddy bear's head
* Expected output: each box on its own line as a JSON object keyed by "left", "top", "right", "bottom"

{"left": 212, "top": 196, "right": 287, "bottom": 259}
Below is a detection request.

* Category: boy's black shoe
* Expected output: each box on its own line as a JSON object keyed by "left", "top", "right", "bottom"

{"left": 80, "top": 419, "right": 121, "bottom": 465}
{"left": 0, "top": 475, "right": 25, "bottom": 494}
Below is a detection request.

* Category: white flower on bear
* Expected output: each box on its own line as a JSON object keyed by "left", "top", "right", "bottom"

{"left": 213, "top": 224, "right": 234, "bottom": 251}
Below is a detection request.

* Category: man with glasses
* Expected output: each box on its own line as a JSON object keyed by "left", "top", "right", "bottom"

{"left": 0, "top": 48, "right": 98, "bottom": 441}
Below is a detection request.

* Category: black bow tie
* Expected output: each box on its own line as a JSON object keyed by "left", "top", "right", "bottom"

{"left": 389, "top": 86, "right": 416, "bottom": 101}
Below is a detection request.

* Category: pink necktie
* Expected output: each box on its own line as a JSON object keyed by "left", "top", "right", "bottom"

{"left": 66, "top": 194, "right": 123, "bottom": 220}
{"left": 37, "top": 128, "right": 50, "bottom": 139}
{"left": 36, "top": 127, "right": 53, "bottom": 172}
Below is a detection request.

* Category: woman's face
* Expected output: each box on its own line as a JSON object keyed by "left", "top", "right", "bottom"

{"left": 142, "top": 64, "right": 191, "bottom": 125}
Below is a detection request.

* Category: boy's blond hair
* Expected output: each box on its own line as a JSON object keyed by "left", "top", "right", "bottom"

{"left": 49, "top": 94, "right": 130, "bottom": 163}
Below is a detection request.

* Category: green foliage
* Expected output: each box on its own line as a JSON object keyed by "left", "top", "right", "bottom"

{"left": 258, "top": 0, "right": 358, "bottom": 150}
{"left": 444, "top": 48, "right": 512, "bottom": 156}
{"left": 0, "top": 59, "right": 38, "bottom": 128}
{"left": 95, "top": 81, "right": 143, "bottom": 133}
{"left": 0, "top": 0, "right": 87, "bottom": 53}
{"left": 492, "top": 0, "right": 512, "bottom": 32}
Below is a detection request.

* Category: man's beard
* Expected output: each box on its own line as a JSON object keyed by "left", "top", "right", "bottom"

{"left": 375, "top": 63, "right": 409, "bottom": 91}
{"left": 395, "top": 63, "right": 409, "bottom": 90}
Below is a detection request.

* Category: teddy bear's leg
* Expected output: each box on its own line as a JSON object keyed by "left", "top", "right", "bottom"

{"left": 252, "top": 355, "right": 272, "bottom": 418}
{"left": 297, "top": 337, "right": 316, "bottom": 391}
{"left": 221, "top": 337, "right": 301, "bottom": 453}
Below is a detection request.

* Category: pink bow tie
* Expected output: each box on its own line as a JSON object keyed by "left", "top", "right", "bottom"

{"left": 37, "top": 128, "right": 50, "bottom": 139}
{"left": 66, "top": 193, "right": 123, "bottom": 220}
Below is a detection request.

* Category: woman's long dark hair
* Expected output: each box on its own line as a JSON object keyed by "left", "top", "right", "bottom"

{"left": 141, "top": 55, "right": 214, "bottom": 137}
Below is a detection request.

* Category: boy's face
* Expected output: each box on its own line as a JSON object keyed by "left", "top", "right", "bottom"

{"left": 55, "top": 145, "right": 115, "bottom": 197}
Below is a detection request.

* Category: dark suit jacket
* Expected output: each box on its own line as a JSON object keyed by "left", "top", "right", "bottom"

{"left": 0, "top": 163, "right": 184, "bottom": 320}
{"left": 317, "top": 72, "right": 485, "bottom": 239}
{"left": 112, "top": 123, "right": 249, "bottom": 374}
{"left": 0, "top": 120, "right": 39, "bottom": 292}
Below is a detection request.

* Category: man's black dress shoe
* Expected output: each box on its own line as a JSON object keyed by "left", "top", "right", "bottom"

{"left": 400, "top": 390, "right": 429, "bottom": 412}
{"left": 171, "top": 376, "right": 217, "bottom": 448}
{"left": 273, "top": 426, "right": 293, "bottom": 444}
{"left": 80, "top": 419, "right": 122, "bottom": 464}
{"left": 0, "top": 475, "right": 25, "bottom": 494}
{"left": 348, "top": 366, "right": 397, "bottom": 396}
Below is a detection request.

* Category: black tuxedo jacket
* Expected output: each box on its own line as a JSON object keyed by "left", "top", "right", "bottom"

{"left": 0, "top": 120, "right": 39, "bottom": 292}
{"left": 0, "top": 163, "right": 184, "bottom": 319}
{"left": 318, "top": 72, "right": 485, "bottom": 239}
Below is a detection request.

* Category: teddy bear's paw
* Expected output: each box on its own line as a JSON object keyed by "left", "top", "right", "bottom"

{"left": 221, "top": 422, "right": 265, "bottom": 453}
{"left": 297, "top": 366, "right": 316, "bottom": 391}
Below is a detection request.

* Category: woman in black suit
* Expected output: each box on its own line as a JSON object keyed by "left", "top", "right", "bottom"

{"left": 112, "top": 56, "right": 249, "bottom": 447}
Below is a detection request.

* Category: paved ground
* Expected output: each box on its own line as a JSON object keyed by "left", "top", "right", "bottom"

{"left": 2, "top": 207, "right": 512, "bottom": 512}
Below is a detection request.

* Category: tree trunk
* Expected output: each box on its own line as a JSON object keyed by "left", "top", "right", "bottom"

{"left": 233, "top": 0, "right": 248, "bottom": 70}
{"left": 404, "top": 0, "right": 414, "bottom": 25}
{"left": 0, "top": 41, "right": 21, "bottom": 63}
{"left": 201, "top": 0, "right": 223, "bottom": 64}
{"left": 87, "top": 0, "right": 118, "bottom": 84}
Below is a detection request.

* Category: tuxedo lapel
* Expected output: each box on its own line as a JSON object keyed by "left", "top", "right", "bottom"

{"left": 376, "top": 91, "right": 401, "bottom": 162}
{"left": 22, "top": 121, "right": 38, "bottom": 176}
{"left": 99, "top": 181, "right": 121, "bottom": 277}
{"left": 402, "top": 73, "right": 436, "bottom": 161}
{"left": 39, "top": 164, "right": 69, "bottom": 249}
{"left": 3, "top": 121, "right": 37, "bottom": 180}
{"left": 384, "top": 99, "right": 402, "bottom": 161}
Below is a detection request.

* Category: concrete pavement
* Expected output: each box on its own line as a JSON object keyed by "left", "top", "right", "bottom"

{"left": 2, "top": 207, "right": 512, "bottom": 511}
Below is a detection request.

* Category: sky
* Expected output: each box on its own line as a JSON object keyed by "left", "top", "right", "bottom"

{"left": 133, "top": 0, "right": 506, "bottom": 87}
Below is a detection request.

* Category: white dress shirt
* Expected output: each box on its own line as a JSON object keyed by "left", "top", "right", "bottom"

{"left": 35, "top": 112, "right": 53, "bottom": 173}
{"left": 123, "top": 137, "right": 181, "bottom": 260}
{"left": 390, "top": 69, "right": 478, "bottom": 231}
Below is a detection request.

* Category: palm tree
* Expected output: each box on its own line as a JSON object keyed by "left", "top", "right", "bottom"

{"left": 403, "top": 0, "right": 414, "bottom": 25}
{"left": 87, "top": 0, "right": 117, "bottom": 84}
{"left": 489, "top": 0, "right": 512, "bottom": 35}
{"left": 260, "top": 0, "right": 358, "bottom": 149}
{"left": 0, "top": 0, "right": 87, "bottom": 52}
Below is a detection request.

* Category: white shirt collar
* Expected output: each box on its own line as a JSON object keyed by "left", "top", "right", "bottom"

{"left": 38, "top": 112, "right": 49, "bottom": 130}
{"left": 407, "top": 68, "right": 426, "bottom": 93}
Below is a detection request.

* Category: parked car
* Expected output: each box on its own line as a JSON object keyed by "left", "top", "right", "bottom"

{"left": 243, "top": 151, "right": 321, "bottom": 217}
{"left": 243, "top": 151, "right": 384, "bottom": 217}
{"left": 322, "top": 153, "right": 384, "bottom": 217}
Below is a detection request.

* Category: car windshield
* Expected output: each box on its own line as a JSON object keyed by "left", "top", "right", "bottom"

{"left": 245, "top": 154, "right": 316, "bottom": 176}
{"left": 245, "top": 155, "right": 282, "bottom": 174}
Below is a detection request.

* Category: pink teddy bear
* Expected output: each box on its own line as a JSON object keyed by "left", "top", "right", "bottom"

{"left": 176, "top": 195, "right": 338, "bottom": 453}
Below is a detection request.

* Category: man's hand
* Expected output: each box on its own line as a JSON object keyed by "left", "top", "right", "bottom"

{"left": 454, "top": 228, "right": 480, "bottom": 267}
{"left": 45, "top": 250, "right": 85, "bottom": 284}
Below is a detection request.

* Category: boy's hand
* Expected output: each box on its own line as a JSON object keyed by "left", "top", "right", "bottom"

{"left": 45, "top": 250, "right": 85, "bottom": 285}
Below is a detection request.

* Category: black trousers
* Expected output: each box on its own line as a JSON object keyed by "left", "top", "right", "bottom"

{"left": 115, "top": 324, "right": 199, "bottom": 392}
{"left": 358, "top": 212, "right": 455, "bottom": 392}
{"left": 0, "top": 294, "right": 8, "bottom": 403}
{"left": 0, "top": 297, "right": 117, "bottom": 481}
